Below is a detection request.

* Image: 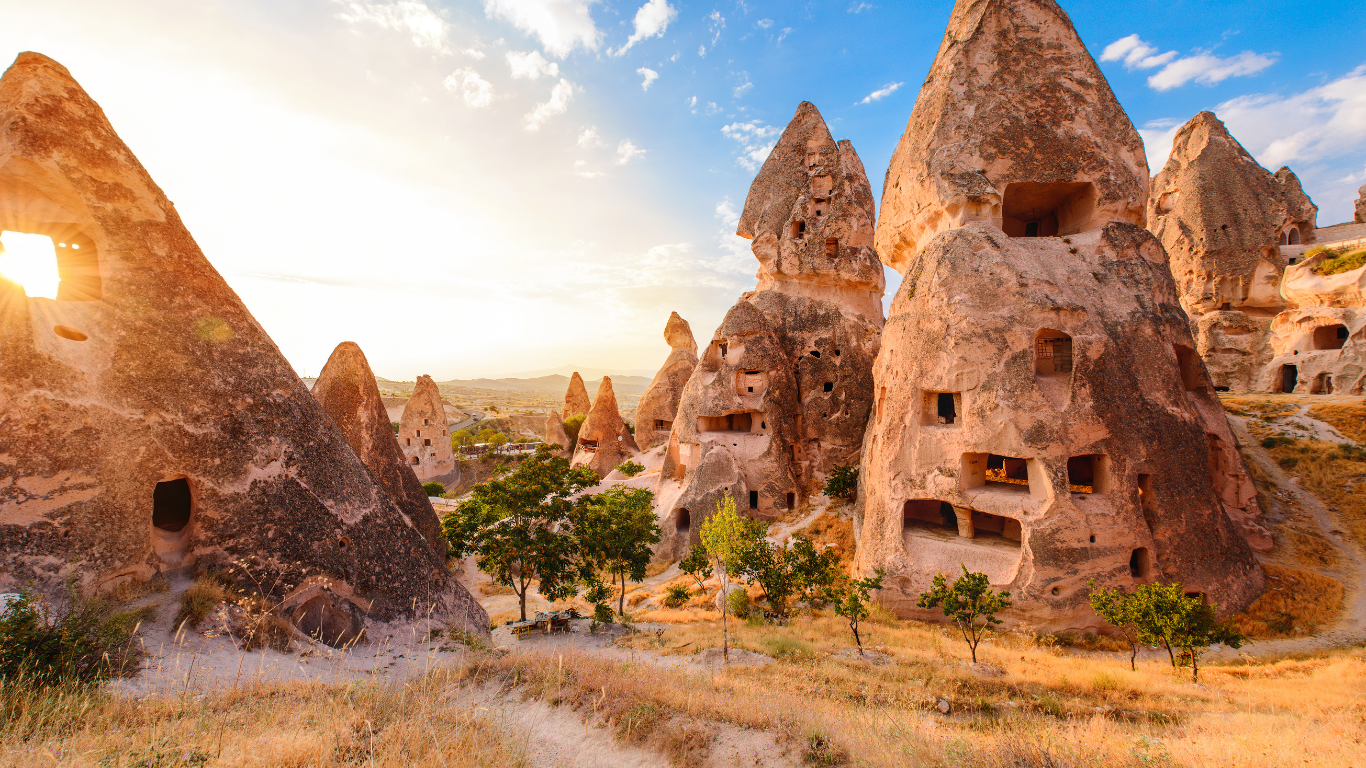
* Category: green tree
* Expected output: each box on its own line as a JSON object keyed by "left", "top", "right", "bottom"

{"left": 824, "top": 569, "right": 884, "bottom": 655}
{"left": 736, "top": 534, "right": 832, "bottom": 618}
{"left": 422, "top": 481, "right": 445, "bottom": 497}
{"left": 573, "top": 484, "right": 662, "bottom": 616}
{"left": 441, "top": 444, "right": 599, "bottom": 621}
{"left": 1170, "top": 598, "right": 1244, "bottom": 682}
{"left": 563, "top": 414, "right": 586, "bottom": 446}
{"left": 700, "top": 493, "right": 751, "bottom": 663}
{"left": 916, "top": 565, "right": 1012, "bottom": 663}
{"left": 1088, "top": 581, "right": 1145, "bottom": 671}
{"left": 489, "top": 432, "right": 509, "bottom": 450}
{"left": 452, "top": 429, "right": 473, "bottom": 451}
{"left": 680, "top": 544, "right": 713, "bottom": 592}
{"left": 823, "top": 465, "right": 858, "bottom": 502}
{"left": 615, "top": 460, "right": 645, "bottom": 477}
{"left": 789, "top": 538, "right": 841, "bottom": 605}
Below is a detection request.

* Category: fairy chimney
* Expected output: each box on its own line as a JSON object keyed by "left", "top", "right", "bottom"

{"left": 397, "top": 376, "right": 456, "bottom": 485}
{"left": 312, "top": 342, "right": 446, "bottom": 553}
{"left": 571, "top": 376, "right": 640, "bottom": 478}
{"left": 635, "top": 312, "right": 699, "bottom": 451}
{"left": 0, "top": 53, "right": 486, "bottom": 639}
{"left": 544, "top": 410, "right": 574, "bottom": 458}
{"left": 563, "top": 372, "right": 592, "bottom": 420}
{"left": 860, "top": 0, "right": 1266, "bottom": 632}
{"left": 1355, "top": 185, "right": 1366, "bottom": 224}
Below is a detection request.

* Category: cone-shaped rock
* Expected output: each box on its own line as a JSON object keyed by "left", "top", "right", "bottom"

{"left": 635, "top": 312, "right": 699, "bottom": 451}
{"left": 397, "top": 375, "right": 457, "bottom": 486}
{"left": 861, "top": 2, "right": 1266, "bottom": 631}
{"left": 571, "top": 376, "right": 639, "bottom": 478}
{"left": 876, "top": 0, "right": 1148, "bottom": 273}
{"left": 1356, "top": 185, "right": 1366, "bottom": 224}
{"left": 312, "top": 342, "right": 445, "bottom": 553}
{"left": 563, "top": 372, "right": 592, "bottom": 420}
{"left": 545, "top": 410, "right": 574, "bottom": 457}
{"left": 0, "top": 53, "right": 486, "bottom": 638}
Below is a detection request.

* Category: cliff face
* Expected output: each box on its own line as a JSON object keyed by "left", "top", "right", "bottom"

{"left": 571, "top": 376, "right": 640, "bottom": 478}
{"left": 0, "top": 53, "right": 486, "bottom": 640}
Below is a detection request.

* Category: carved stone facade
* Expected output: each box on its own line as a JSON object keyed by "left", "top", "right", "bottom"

{"left": 397, "top": 375, "right": 456, "bottom": 485}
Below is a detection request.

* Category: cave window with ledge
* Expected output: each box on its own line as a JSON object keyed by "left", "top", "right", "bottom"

{"left": 962, "top": 452, "right": 1031, "bottom": 493}
{"left": 824, "top": 238, "right": 838, "bottom": 258}
{"left": 791, "top": 221, "right": 806, "bottom": 238}
{"left": 1034, "top": 330, "right": 1073, "bottom": 377}
{"left": 1313, "top": 324, "right": 1348, "bottom": 351}
{"left": 924, "top": 392, "right": 960, "bottom": 426}
{"left": 1130, "top": 548, "right": 1151, "bottom": 579}
{"left": 1067, "top": 454, "right": 1110, "bottom": 494}
{"left": 1001, "top": 182, "right": 1096, "bottom": 238}
{"left": 0, "top": 229, "right": 102, "bottom": 301}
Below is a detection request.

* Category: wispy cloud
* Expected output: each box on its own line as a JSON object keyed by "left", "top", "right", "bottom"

{"left": 334, "top": 0, "right": 450, "bottom": 52}
{"left": 756, "top": 18, "right": 772, "bottom": 29}
{"left": 1099, "top": 34, "right": 1177, "bottom": 70}
{"left": 637, "top": 66, "right": 659, "bottom": 91}
{"left": 443, "top": 67, "right": 494, "bottom": 107}
{"left": 483, "top": 0, "right": 601, "bottom": 58}
{"left": 616, "top": 139, "right": 646, "bottom": 164}
{"left": 1100, "top": 33, "right": 1276, "bottom": 91}
{"left": 847, "top": 2, "right": 875, "bottom": 12}
{"left": 733, "top": 71, "right": 752, "bottom": 98}
{"left": 721, "top": 120, "right": 779, "bottom": 170}
{"left": 506, "top": 50, "right": 560, "bottom": 79}
{"left": 707, "top": 10, "right": 724, "bottom": 45}
{"left": 612, "top": 0, "right": 677, "bottom": 57}
{"left": 857, "top": 81, "right": 902, "bottom": 104}
{"left": 525, "top": 78, "right": 575, "bottom": 130}
{"left": 577, "top": 125, "right": 605, "bottom": 147}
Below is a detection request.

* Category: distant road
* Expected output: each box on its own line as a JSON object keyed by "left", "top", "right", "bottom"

{"left": 449, "top": 410, "right": 483, "bottom": 433}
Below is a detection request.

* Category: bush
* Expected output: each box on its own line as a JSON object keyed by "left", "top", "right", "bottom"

{"left": 726, "top": 588, "right": 750, "bottom": 619}
{"left": 663, "top": 583, "right": 690, "bottom": 608}
{"left": 1312, "top": 246, "right": 1366, "bottom": 277}
{"left": 615, "top": 460, "right": 645, "bottom": 477}
{"left": 823, "top": 465, "right": 858, "bottom": 502}
{"left": 563, "top": 414, "right": 586, "bottom": 445}
{"left": 1260, "top": 435, "right": 1295, "bottom": 449}
{"left": 175, "top": 575, "right": 228, "bottom": 630}
{"left": 0, "top": 588, "right": 144, "bottom": 689}
{"left": 422, "top": 481, "right": 446, "bottom": 497}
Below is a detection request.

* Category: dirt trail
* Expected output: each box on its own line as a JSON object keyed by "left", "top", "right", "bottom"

{"left": 1225, "top": 413, "right": 1366, "bottom": 655}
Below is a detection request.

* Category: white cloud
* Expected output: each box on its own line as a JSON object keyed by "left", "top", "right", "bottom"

{"left": 334, "top": 0, "right": 450, "bottom": 52}
{"left": 705, "top": 101, "right": 721, "bottom": 115}
{"left": 1147, "top": 51, "right": 1277, "bottom": 91}
{"left": 1099, "top": 34, "right": 1176, "bottom": 70}
{"left": 733, "top": 72, "right": 752, "bottom": 98}
{"left": 1136, "top": 118, "right": 1184, "bottom": 174}
{"left": 857, "top": 81, "right": 902, "bottom": 104}
{"left": 707, "top": 10, "right": 724, "bottom": 45}
{"left": 714, "top": 198, "right": 750, "bottom": 264}
{"left": 698, "top": 44, "right": 706, "bottom": 57}
{"left": 525, "top": 78, "right": 575, "bottom": 130}
{"left": 637, "top": 66, "right": 659, "bottom": 90}
{"left": 462, "top": 47, "right": 486, "bottom": 59}
{"left": 506, "top": 49, "right": 560, "bottom": 79}
{"left": 756, "top": 18, "right": 773, "bottom": 29}
{"left": 443, "top": 67, "right": 494, "bottom": 108}
{"left": 612, "top": 0, "right": 677, "bottom": 57}
{"left": 483, "top": 0, "right": 601, "bottom": 58}
{"left": 847, "top": 2, "right": 875, "bottom": 12}
{"left": 715, "top": 197, "right": 739, "bottom": 227}
{"left": 577, "top": 125, "right": 605, "bottom": 147}
{"left": 616, "top": 139, "right": 646, "bottom": 164}
{"left": 1215, "top": 65, "right": 1366, "bottom": 170}
{"left": 721, "top": 120, "right": 779, "bottom": 170}
{"left": 687, "top": 95, "right": 697, "bottom": 112}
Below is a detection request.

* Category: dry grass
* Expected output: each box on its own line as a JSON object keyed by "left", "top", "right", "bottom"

{"left": 1237, "top": 437, "right": 1342, "bottom": 570}
{"left": 794, "top": 513, "right": 856, "bottom": 569}
{"left": 1264, "top": 438, "right": 1366, "bottom": 549}
{"left": 1218, "top": 394, "right": 1301, "bottom": 419}
{"left": 1231, "top": 564, "right": 1345, "bottom": 637}
{"left": 1308, "top": 401, "right": 1366, "bottom": 442}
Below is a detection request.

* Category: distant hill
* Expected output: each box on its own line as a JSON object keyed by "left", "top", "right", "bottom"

{"left": 436, "top": 374, "right": 651, "bottom": 394}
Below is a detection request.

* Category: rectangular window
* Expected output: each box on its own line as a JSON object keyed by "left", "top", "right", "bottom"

{"left": 749, "top": 490, "right": 759, "bottom": 510}
{"left": 424, "top": 439, "right": 431, "bottom": 447}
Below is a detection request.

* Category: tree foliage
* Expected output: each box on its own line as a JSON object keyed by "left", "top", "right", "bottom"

{"left": 825, "top": 569, "right": 884, "bottom": 654}
{"left": 0, "top": 588, "right": 144, "bottom": 689}
{"left": 615, "top": 461, "right": 645, "bottom": 477}
{"left": 917, "top": 565, "right": 1012, "bottom": 663}
{"left": 563, "top": 414, "right": 586, "bottom": 446}
{"left": 422, "top": 481, "right": 445, "bottom": 497}
{"left": 700, "top": 493, "right": 750, "bottom": 662}
{"left": 1090, "top": 581, "right": 1244, "bottom": 681}
{"left": 680, "top": 544, "right": 713, "bottom": 592}
{"left": 823, "top": 465, "right": 858, "bottom": 502}
{"left": 573, "top": 484, "right": 661, "bottom": 616}
{"left": 736, "top": 536, "right": 839, "bottom": 618}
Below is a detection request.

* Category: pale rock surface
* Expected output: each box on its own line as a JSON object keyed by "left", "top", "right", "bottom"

{"left": 1255, "top": 250, "right": 1366, "bottom": 395}
{"left": 875, "top": 0, "right": 1148, "bottom": 273}
{"left": 544, "top": 410, "right": 574, "bottom": 458}
{"left": 0, "top": 53, "right": 486, "bottom": 638}
{"left": 312, "top": 342, "right": 445, "bottom": 553}
{"left": 563, "top": 372, "right": 592, "bottom": 419}
{"left": 571, "top": 377, "right": 640, "bottom": 479}
{"left": 1356, "top": 185, "right": 1366, "bottom": 224}
{"left": 634, "top": 312, "right": 698, "bottom": 451}
{"left": 398, "top": 375, "right": 456, "bottom": 486}
{"left": 860, "top": 0, "right": 1266, "bottom": 632}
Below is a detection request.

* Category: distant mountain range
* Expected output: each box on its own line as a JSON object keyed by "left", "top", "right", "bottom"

{"left": 435, "top": 374, "right": 651, "bottom": 394}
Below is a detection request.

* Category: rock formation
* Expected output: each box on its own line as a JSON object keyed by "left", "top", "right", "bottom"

{"left": 653, "top": 102, "right": 885, "bottom": 558}
{"left": 312, "top": 342, "right": 445, "bottom": 553}
{"left": 1356, "top": 185, "right": 1366, "bottom": 224}
{"left": 859, "top": 0, "right": 1266, "bottom": 632}
{"left": 397, "top": 375, "right": 456, "bottom": 486}
{"left": 1255, "top": 252, "right": 1366, "bottom": 395}
{"left": 0, "top": 53, "right": 486, "bottom": 640}
{"left": 544, "top": 410, "right": 574, "bottom": 457}
{"left": 1147, "top": 113, "right": 1318, "bottom": 390}
{"left": 634, "top": 312, "right": 698, "bottom": 451}
{"left": 563, "top": 372, "right": 592, "bottom": 420}
{"left": 571, "top": 376, "right": 639, "bottom": 478}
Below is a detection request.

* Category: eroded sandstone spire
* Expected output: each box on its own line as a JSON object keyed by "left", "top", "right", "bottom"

{"left": 544, "top": 410, "right": 573, "bottom": 457}
{"left": 571, "top": 376, "right": 640, "bottom": 478}
{"left": 563, "top": 372, "right": 592, "bottom": 420}
{"left": 876, "top": 0, "right": 1148, "bottom": 273}
{"left": 1356, "top": 185, "right": 1366, "bottom": 224}
{"left": 0, "top": 53, "right": 485, "bottom": 640}
{"left": 398, "top": 375, "right": 456, "bottom": 485}
{"left": 312, "top": 342, "right": 445, "bottom": 553}
{"left": 860, "top": 1, "right": 1266, "bottom": 631}
{"left": 635, "top": 312, "right": 699, "bottom": 451}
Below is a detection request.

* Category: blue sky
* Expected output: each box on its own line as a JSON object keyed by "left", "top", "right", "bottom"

{"left": 1, "top": 0, "right": 1362, "bottom": 380}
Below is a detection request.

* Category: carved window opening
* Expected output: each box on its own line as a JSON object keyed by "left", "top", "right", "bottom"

{"left": 424, "top": 438, "right": 431, "bottom": 446}
{"left": 1130, "top": 548, "right": 1151, "bottom": 579}
{"left": 697, "top": 410, "right": 764, "bottom": 434}
{"left": 1067, "top": 454, "right": 1109, "bottom": 494}
{"left": 676, "top": 508, "right": 690, "bottom": 532}
{"left": 411, "top": 456, "right": 419, "bottom": 464}
{"left": 823, "top": 381, "right": 833, "bottom": 392}
{"left": 737, "top": 370, "right": 765, "bottom": 396}
{"left": 1310, "top": 373, "right": 1334, "bottom": 395}
{"left": 580, "top": 439, "right": 599, "bottom": 452}
{"left": 1287, "top": 226, "right": 1301, "bottom": 245}
{"left": 903, "top": 500, "right": 1021, "bottom": 544}
{"left": 962, "top": 452, "right": 1031, "bottom": 493}
{"left": 749, "top": 491, "right": 759, "bottom": 510}
{"left": 0, "top": 229, "right": 101, "bottom": 301}
{"left": 824, "top": 238, "right": 838, "bottom": 258}
{"left": 1173, "top": 344, "right": 1207, "bottom": 392}
{"left": 791, "top": 221, "right": 806, "bottom": 238}
{"left": 1313, "top": 324, "right": 1348, "bottom": 350}
{"left": 152, "top": 479, "right": 192, "bottom": 533}
{"left": 925, "top": 392, "right": 960, "bottom": 426}
{"left": 1001, "top": 181, "right": 1097, "bottom": 238}
{"left": 1034, "top": 330, "right": 1073, "bottom": 377}
{"left": 654, "top": 419, "right": 668, "bottom": 430}
{"left": 809, "top": 350, "right": 821, "bottom": 358}
{"left": 1279, "top": 364, "right": 1298, "bottom": 393}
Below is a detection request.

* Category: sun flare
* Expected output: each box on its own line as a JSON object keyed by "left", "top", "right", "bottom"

{"left": 0, "top": 230, "right": 61, "bottom": 300}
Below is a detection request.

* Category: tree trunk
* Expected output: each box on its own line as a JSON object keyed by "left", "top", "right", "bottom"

{"left": 517, "top": 583, "right": 527, "bottom": 622}
{"left": 617, "top": 570, "right": 626, "bottom": 617}
{"left": 1162, "top": 637, "right": 1176, "bottom": 667}
{"left": 721, "top": 579, "right": 730, "bottom": 663}
{"left": 852, "top": 620, "right": 863, "bottom": 655}
{"left": 1129, "top": 641, "right": 1137, "bottom": 671}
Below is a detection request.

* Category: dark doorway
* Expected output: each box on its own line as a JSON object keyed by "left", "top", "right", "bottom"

{"left": 1281, "top": 364, "right": 1298, "bottom": 393}
{"left": 1129, "top": 548, "right": 1150, "bottom": 579}
{"left": 749, "top": 490, "right": 759, "bottom": 510}
{"left": 937, "top": 392, "right": 956, "bottom": 424}
{"left": 152, "top": 479, "right": 192, "bottom": 532}
{"left": 676, "top": 509, "right": 690, "bottom": 532}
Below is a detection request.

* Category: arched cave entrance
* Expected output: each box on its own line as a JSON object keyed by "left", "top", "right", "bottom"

{"left": 1280, "top": 364, "right": 1298, "bottom": 393}
{"left": 151, "top": 478, "right": 193, "bottom": 566}
{"left": 1313, "top": 324, "right": 1348, "bottom": 351}
{"left": 676, "top": 508, "right": 690, "bottom": 533}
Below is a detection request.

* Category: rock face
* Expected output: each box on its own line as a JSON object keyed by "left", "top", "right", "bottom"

{"left": 397, "top": 376, "right": 456, "bottom": 486}
{"left": 876, "top": 0, "right": 1148, "bottom": 275}
{"left": 563, "top": 372, "right": 592, "bottom": 420}
{"left": 1255, "top": 251, "right": 1366, "bottom": 395}
{"left": 571, "top": 377, "right": 640, "bottom": 478}
{"left": 311, "top": 342, "right": 446, "bottom": 553}
{"left": 1146, "top": 113, "right": 1319, "bottom": 390}
{"left": 860, "top": 0, "right": 1266, "bottom": 632}
{"left": 544, "top": 411, "right": 574, "bottom": 457}
{"left": 635, "top": 313, "right": 699, "bottom": 451}
{"left": 1356, "top": 185, "right": 1366, "bottom": 224}
{"left": 654, "top": 103, "right": 884, "bottom": 558}
{"left": 0, "top": 53, "right": 486, "bottom": 638}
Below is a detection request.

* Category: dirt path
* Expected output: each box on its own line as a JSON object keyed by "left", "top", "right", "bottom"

{"left": 1225, "top": 413, "right": 1366, "bottom": 654}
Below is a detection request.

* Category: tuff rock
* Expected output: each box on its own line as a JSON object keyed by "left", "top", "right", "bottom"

{"left": 397, "top": 375, "right": 456, "bottom": 486}
{"left": 563, "top": 372, "right": 592, "bottom": 420}
{"left": 571, "top": 376, "right": 640, "bottom": 478}
{"left": 635, "top": 312, "right": 698, "bottom": 451}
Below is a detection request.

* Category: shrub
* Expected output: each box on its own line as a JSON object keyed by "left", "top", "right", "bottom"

{"left": 663, "top": 583, "right": 691, "bottom": 608}
{"left": 392, "top": 421, "right": 400, "bottom": 434}
{"left": 563, "top": 414, "right": 586, "bottom": 445}
{"left": 823, "top": 465, "right": 858, "bottom": 502}
{"left": 422, "top": 481, "right": 446, "bottom": 497}
{"left": 1260, "top": 435, "right": 1295, "bottom": 449}
{"left": 0, "top": 588, "right": 144, "bottom": 689}
{"left": 1313, "top": 246, "right": 1366, "bottom": 277}
{"left": 916, "top": 565, "right": 1012, "bottom": 663}
{"left": 726, "top": 588, "right": 750, "bottom": 619}
{"left": 175, "top": 575, "right": 228, "bottom": 630}
{"left": 615, "top": 460, "right": 645, "bottom": 477}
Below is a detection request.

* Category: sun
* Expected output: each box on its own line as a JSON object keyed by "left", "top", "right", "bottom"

{"left": 0, "top": 230, "right": 61, "bottom": 300}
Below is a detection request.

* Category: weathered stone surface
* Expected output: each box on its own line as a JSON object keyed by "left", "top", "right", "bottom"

{"left": 0, "top": 53, "right": 486, "bottom": 637}
{"left": 1275, "top": 167, "right": 1319, "bottom": 244}
{"left": 876, "top": 0, "right": 1148, "bottom": 274}
{"left": 563, "top": 372, "right": 592, "bottom": 420}
{"left": 571, "top": 376, "right": 639, "bottom": 478}
{"left": 861, "top": 1, "right": 1265, "bottom": 631}
{"left": 544, "top": 410, "right": 573, "bottom": 458}
{"left": 312, "top": 342, "right": 445, "bottom": 553}
{"left": 635, "top": 312, "right": 698, "bottom": 451}
{"left": 398, "top": 375, "right": 456, "bottom": 486}
{"left": 1255, "top": 250, "right": 1366, "bottom": 395}
{"left": 1191, "top": 311, "right": 1275, "bottom": 392}
{"left": 1356, "top": 185, "right": 1366, "bottom": 224}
